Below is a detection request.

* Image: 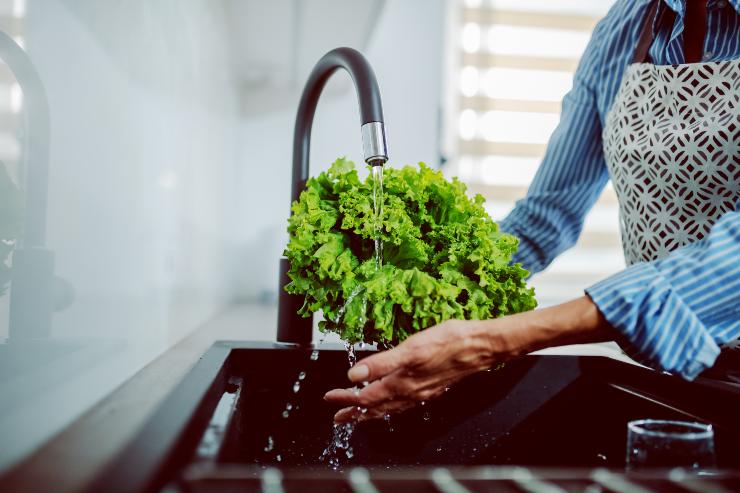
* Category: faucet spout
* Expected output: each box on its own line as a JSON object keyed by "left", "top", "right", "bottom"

{"left": 278, "top": 47, "right": 389, "bottom": 346}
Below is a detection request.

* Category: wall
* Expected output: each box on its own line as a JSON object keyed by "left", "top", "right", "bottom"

{"left": 0, "top": 0, "right": 244, "bottom": 470}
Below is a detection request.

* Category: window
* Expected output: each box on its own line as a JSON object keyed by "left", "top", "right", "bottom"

{"left": 444, "top": 0, "right": 622, "bottom": 307}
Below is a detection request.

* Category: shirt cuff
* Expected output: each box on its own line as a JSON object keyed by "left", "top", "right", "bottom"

{"left": 585, "top": 262, "right": 721, "bottom": 380}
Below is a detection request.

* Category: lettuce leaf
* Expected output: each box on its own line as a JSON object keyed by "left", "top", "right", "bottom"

{"left": 284, "top": 158, "right": 536, "bottom": 344}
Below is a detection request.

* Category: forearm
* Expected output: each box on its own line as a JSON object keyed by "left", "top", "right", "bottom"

{"left": 474, "top": 296, "right": 614, "bottom": 361}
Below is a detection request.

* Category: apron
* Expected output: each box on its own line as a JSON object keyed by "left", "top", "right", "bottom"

{"left": 602, "top": 0, "right": 740, "bottom": 381}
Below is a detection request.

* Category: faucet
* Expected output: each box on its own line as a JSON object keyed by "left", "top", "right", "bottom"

{"left": 277, "top": 47, "right": 389, "bottom": 346}
{"left": 0, "top": 33, "right": 56, "bottom": 341}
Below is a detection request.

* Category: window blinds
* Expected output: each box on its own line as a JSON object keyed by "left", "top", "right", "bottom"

{"left": 445, "top": 0, "right": 622, "bottom": 306}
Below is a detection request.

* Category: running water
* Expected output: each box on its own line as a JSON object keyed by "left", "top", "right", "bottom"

{"left": 320, "top": 166, "right": 385, "bottom": 469}
{"left": 371, "top": 165, "right": 384, "bottom": 270}
{"left": 320, "top": 341, "right": 364, "bottom": 469}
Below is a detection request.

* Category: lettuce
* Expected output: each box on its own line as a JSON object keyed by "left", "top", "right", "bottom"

{"left": 284, "top": 158, "right": 536, "bottom": 345}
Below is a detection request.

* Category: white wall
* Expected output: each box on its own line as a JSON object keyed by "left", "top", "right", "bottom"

{"left": 237, "top": 0, "right": 446, "bottom": 302}
{"left": 0, "top": 0, "right": 244, "bottom": 470}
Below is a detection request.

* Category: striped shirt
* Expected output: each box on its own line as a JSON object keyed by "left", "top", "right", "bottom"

{"left": 500, "top": 0, "right": 740, "bottom": 380}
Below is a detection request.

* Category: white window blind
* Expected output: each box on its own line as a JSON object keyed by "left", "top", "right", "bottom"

{"left": 444, "top": 0, "right": 622, "bottom": 307}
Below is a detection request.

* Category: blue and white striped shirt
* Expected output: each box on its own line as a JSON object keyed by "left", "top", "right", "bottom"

{"left": 500, "top": 0, "right": 740, "bottom": 380}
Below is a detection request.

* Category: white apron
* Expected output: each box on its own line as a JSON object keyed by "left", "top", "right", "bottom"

{"left": 602, "top": 0, "right": 740, "bottom": 373}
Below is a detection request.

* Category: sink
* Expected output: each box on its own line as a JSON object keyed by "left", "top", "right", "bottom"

{"left": 88, "top": 341, "right": 740, "bottom": 493}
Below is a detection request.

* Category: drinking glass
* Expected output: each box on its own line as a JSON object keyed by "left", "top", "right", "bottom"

{"left": 626, "top": 419, "right": 716, "bottom": 471}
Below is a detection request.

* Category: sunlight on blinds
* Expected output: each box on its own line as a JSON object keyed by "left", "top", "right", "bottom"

{"left": 445, "top": 0, "right": 621, "bottom": 307}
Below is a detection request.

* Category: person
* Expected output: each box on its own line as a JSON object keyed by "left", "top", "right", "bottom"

{"left": 325, "top": 0, "right": 739, "bottom": 423}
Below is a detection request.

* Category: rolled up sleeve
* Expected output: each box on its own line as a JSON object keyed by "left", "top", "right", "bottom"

{"left": 586, "top": 206, "right": 740, "bottom": 380}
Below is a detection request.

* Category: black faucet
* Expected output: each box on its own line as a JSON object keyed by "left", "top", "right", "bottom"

{"left": 0, "top": 32, "right": 56, "bottom": 341}
{"left": 277, "top": 47, "right": 389, "bottom": 346}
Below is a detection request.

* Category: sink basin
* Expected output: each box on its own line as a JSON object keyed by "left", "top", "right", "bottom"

{"left": 88, "top": 341, "right": 740, "bottom": 493}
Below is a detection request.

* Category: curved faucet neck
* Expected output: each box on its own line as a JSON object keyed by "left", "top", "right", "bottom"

{"left": 0, "top": 33, "right": 51, "bottom": 249}
{"left": 290, "top": 47, "right": 388, "bottom": 205}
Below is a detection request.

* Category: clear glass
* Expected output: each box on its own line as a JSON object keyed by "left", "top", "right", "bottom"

{"left": 626, "top": 419, "right": 716, "bottom": 471}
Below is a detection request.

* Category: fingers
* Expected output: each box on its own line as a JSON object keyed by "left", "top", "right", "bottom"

{"left": 347, "top": 346, "right": 406, "bottom": 383}
{"left": 333, "top": 406, "right": 362, "bottom": 423}
{"left": 333, "top": 399, "right": 416, "bottom": 424}
{"left": 325, "top": 373, "right": 411, "bottom": 409}
{"left": 323, "top": 388, "right": 361, "bottom": 406}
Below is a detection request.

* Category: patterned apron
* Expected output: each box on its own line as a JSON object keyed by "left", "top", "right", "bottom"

{"left": 602, "top": 0, "right": 740, "bottom": 379}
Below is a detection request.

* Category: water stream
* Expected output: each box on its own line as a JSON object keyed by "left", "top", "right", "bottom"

{"left": 269, "top": 166, "right": 386, "bottom": 469}
{"left": 320, "top": 166, "right": 385, "bottom": 470}
{"left": 371, "top": 165, "right": 384, "bottom": 270}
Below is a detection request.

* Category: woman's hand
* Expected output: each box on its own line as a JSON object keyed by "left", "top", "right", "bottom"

{"left": 324, "top": 296, "right": 613, "bottom": 423}
{"left": 324, "top": 319, "right": 500, "bottom": 423}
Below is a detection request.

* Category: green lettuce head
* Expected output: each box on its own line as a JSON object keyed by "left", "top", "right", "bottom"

{"left": 284, "top": 158, "right": 536, "bottom": 345}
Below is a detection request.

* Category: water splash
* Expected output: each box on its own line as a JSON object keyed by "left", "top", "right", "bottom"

{"left": 282, "top": 403, "right": 293, "bottom": 419}
{"left": 344, "top": 341, "right": 357, "bottom": 367}
{"left": 266, "top": 336, "right": 326, "bottom": 461}
{"left": 383, "top": 412, "right": 395, "bottom": 433}
{"left": 320, "top": 341, "right": 365, "bottom": 469}
{"left": 320, "top": 422, "right": 356, "bottom": 470}
{"left": 333, "top": 285, "right": 366, "bottom": 326}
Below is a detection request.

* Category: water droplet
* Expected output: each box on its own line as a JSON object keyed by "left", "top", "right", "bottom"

{"left": 264, "top": 436, "right": 274, "bottom": 452}
{"left": 420, "top": 400, "right": 426, "bottom": 406}
{"left": 298, "top": 371, "right": 306, "bottom": 380}
{"left": 597, "top": 453, "right": 607, "bottom": 462}
{"left": 276, "top": 454, "right": 282, "bottom": 462}
{"left": 292, "top": 381, "right": 301, "bottom": 393}
{"left": 436, "top": 446, "right": 443, "bottom": 452}
{"left": 444, "top": 387, "right": 450, "bottom": 392}
{"left": 310, "top": 350, "right": 320, "bottom": 361}
{"left": 344, "top": 341, "right": 357, "bottom": 368}
{"left": 282, "top": 403, "right": 293, "bottom": 418}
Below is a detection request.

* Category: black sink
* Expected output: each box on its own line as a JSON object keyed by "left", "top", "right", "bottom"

{"left": 88, "top": 342, "right": 740, "bottom": 493}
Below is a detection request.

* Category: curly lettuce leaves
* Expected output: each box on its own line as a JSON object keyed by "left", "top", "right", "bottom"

{"left": 284, "top": 158, "right": 536, "bottom": 345}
